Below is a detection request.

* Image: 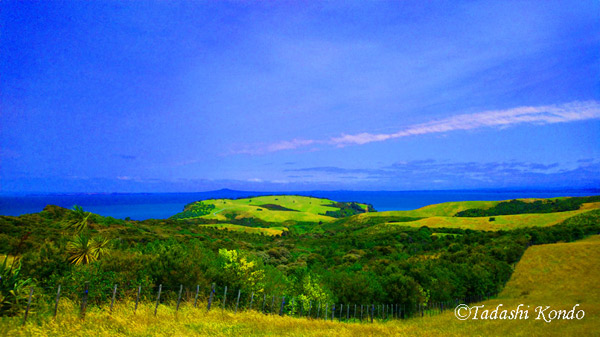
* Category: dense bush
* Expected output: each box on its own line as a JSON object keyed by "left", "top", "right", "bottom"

{"left": 170, "top": 202, "right": 216, "bottom": 219}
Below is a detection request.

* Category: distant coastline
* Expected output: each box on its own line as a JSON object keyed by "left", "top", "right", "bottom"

{"left": 1, "top": 189, "right": 599, "bottom": 220}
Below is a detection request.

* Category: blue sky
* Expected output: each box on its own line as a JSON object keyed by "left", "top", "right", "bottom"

{"left": 1, "top": 1, "right": 599, "bottom": 192}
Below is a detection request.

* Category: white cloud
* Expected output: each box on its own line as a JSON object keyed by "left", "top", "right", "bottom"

{"left": 331, "top": 100, "right": 600, "bottom": 146}
{"left": 254, "top": 100, "right": 600, "bottom": 152}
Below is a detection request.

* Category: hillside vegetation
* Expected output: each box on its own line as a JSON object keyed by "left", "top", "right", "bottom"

{"left": 1, "top": 195, "right": 599, "bottom": 336}
{"left": 381, "top": 234, "right": 600, "bottom": 336}
{"left": 3, "top": 236, "right": 598, "bottom": 336}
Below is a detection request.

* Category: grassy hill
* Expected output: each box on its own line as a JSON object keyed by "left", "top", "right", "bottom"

{"left": 168, "top": 195, "right": 600, "bottom": 235}
{"left": 173, "top": 195, "right": 372, "bottom": 223}
{"left": 383, "top": 235, "right": 600, "bottom": 336}
{"left": 327, "top": 197, "right": 600, "bottom": 233}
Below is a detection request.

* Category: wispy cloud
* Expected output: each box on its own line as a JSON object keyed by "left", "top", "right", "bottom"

{"left": 285, "top": 159, "right": 600, "bottom": 189}
{"left": 247, "top": 101, "right": 600, "bottom": 153}
{"left": 233, "top": 138, "right": 318, "bottom": 155}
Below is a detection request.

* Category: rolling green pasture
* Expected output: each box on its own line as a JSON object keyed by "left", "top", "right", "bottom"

{"left": 352, "top": 200, "right": 600, "bottom": 232}
{"left": 193, "top": 195, "right": 368, "bottom": 223}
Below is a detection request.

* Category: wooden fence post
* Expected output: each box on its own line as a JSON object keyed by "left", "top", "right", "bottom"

{"left": 347, "top": 303, "right": 350, "bottom": 321}
{"left": 270, "top": 295, "right": 275, "bottom": 314}
{"left": 249, "top": 292, "right": 254, "bottom": 310}
{"left": 371, "top": 304, "right": 374, "bottom": 323}
{"left": 279, "top": 296, "right": 285, "bottom": 316}
{"left": 207, "top": 283, "right": 215, "bottom": 311}
{"left": 262, "top": 294, "right": 266, "bottom": 314}
{"left": 339, "top": 304, "right": 342, "bottom": 321}
{"left": 222, "top": 286, "right": 228, "bottom": 310}
{"left": 194, "top": 285, "right": 199, "bottom": 308}
{"left": 134, "top": 285, "right": 141, "bottom": 313}
{"left": 317, "top": 301, "right": 321, "bottom": 320}
{"left": 325, "top": 303, "right": 328, "bottom": 321}
{"left": 22, "top": 287, "right": 33, "bottom": 326}
{"left": 235, "top": 289, "right": 241, "bottom": 314}
{"left": 360, "top": 304, "right": 363, "bottom": 321}
{"left": 154, "top": 284, "right": 162, "bottom": 316}
{"left": 176, "top": 284, "right": 183, "bottom": 312}
{"left": 110, "top": 284, "right": 118, "bottom": 313}
{"left": 80, "top": 282, "right": 89, "bottom": 320}
{"left": 53, "top": 284, "right": 61, "bottom": 318}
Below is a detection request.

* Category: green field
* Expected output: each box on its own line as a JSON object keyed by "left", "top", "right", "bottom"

{"left": 181, "top": 195, "right": 370, "bottom": 223}
{"left": 172, "top": 195, "right": 600, "bottom": 234}
{"left": 343, "top": 199, "right": 600, "bottom": 233}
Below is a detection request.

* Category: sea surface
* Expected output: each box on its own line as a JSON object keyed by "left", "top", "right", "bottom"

{"left": 1, "top": 189, "right": 598, "bottom": 220}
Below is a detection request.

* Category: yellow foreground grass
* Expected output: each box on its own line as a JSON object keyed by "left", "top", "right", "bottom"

{"left": 3, "top": 237, "right": 598, "bottom": 336}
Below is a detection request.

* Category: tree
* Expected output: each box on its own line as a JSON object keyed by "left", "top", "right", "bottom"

{"left": 291, "top": 272, "right": 331, "bottom": 314}
{"left": 218, "top": 248, "right": 265, "bottom": 293}
{"left": 64, "top": 205, "right": 91, "bottom": 233}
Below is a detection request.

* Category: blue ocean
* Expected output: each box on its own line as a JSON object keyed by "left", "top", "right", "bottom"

{"left": 1, "top": 189, "right": 598, "bottom": 220}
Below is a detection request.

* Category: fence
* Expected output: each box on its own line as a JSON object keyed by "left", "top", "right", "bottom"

{"left": 17, "top": 282, "right": 494, "bottom": 325}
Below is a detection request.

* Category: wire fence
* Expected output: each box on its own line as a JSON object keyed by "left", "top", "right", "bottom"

{"left": 16, "top": 282, "right": 494, "bottom": 325}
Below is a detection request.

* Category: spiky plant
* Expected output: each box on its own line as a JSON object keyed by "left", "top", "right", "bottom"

{"left": 66, "top": 235, "right": 111, "bottom": 265}
{"left": 64, "top": 205, "right": 91, "bottom": 234}
{"left": 67, "top": 235, "right": 97, "bottom": 265}
{"left": 0, "top": 255, "right": 33, "bottom": 316}
{"left": 91, "top": 237, "right": 110, "bottom": 259}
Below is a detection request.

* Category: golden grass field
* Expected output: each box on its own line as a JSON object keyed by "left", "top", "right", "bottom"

{"left": 3, "top": 235, "right": 598, "bottom": 336}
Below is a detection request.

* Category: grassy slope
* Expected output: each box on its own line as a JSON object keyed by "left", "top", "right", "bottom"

{"left": 4, "top": 236, "right": 598, "bottom": 336}
{"left": 197, "top": 195, "right": 368, "bottom": 223}
{"left": 389, "top": 235, "right": 600, "bottom": 336}
{"left": 352, "top": 200, "right": 600, "bottom": 232}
